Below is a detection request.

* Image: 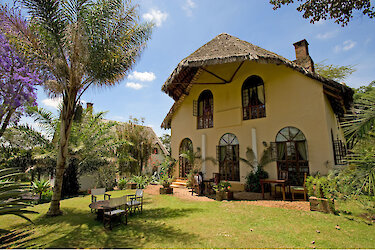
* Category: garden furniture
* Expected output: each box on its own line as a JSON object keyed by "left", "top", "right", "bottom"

{"left": 126, "top": 189, "right": 143, "bottom": 214}
{"left": 89, "top": 196, "right": 128, "bottom": 229}
{"left": 90, "top": 188, "right": 111, "bottom": 212}
{"left": 290, "top": 173, "right": 308, "bottom": 201}
{"left": 260, "top": 179, "right": 287, "bottom": 201}
{"left": 102, "top": 196, "right": 128, "bottom": 230}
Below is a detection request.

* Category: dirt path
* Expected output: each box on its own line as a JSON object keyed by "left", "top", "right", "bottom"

{"left": 144, "top": 184, "right": 310, "bottom": 211}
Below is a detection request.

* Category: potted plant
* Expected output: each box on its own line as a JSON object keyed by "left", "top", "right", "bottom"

{"left": 159, "top": 175, "right": 173, "bottom": 194}
{"left": 213, "top": 181, "right": 233, "bottom": 201}
{"left": 306, "top": 174, "right": 335, "bottom": 214}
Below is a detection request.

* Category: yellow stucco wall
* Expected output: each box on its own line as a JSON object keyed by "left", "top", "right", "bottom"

{"left": 169, "top": 61, "right": 342, "bottom": 190}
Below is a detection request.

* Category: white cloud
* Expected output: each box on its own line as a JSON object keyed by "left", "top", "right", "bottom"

{"left": 126, "top": 82, "right": 144, "bottom": 90}
{"left": 316, "top": 30, "right": 337, "bottom": 40}
{"left": 128, "top": 71, "right": 156, "bottom": 82}
{"left": 182, "top": 0, "right": 196, "bottom": 17}
{"left": 42, "top": 97, "right": 62, "bottom": 109}
{"left": 334, "top": 40, "right": 357, "bottom": 53}
{"left": 342, "top": 40, "right": 356, "bottom": 51}
{"left": 143, "top": 9, "right": 168, "bottom": 27}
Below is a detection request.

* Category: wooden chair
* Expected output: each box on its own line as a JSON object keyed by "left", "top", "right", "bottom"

{"left": 102, "top": 196, "right": 128, "bottom": 230}
{"left": 275, "top": 170, "right": 289, "bottom": 196}
{"left": 126, "top": 189, "right": 143, "bottom": 214}
{"left": 291, "top": 173, "right": 308, "bottom": 201}
{"left": 91, "top": 188, "right": 111, "bottom": 213}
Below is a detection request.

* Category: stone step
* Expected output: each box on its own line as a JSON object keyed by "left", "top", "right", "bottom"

{"left": 170, "top": 184, "right": 187, "bottom": 189}
{"left": 171, "top": 181, "right": 187, "bottom": 186}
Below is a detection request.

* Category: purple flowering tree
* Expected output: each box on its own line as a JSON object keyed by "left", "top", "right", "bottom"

{"left": 0, "top": 34, "right": 40, "bottom": 138}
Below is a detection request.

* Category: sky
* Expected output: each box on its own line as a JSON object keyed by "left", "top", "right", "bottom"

{"left": 3, "top": 0, "right": 375, "bottom": 137}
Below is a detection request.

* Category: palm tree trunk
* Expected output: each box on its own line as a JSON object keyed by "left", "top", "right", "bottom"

{"left": 47, "top": 94, "right": 76, "bottom": 216}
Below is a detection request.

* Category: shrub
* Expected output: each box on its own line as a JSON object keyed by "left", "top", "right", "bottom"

{"left": 213, "top": 181, "right": 231, "bottom": 192}
{"left": 118, "top": 178, "right": 128, "bottom": 190}
{"left": 40, "top": 189, "right": 53, "bottom": 203}
{"left": 32, "top": 179, "right": 51, "bottom": 200}
{"left": 159, "top": 174, "right": 172, "bottom": 188}
{"left": 305, "top": 174, "right": 335, "bottom": 199}
{"left": 245, "top": 167, "right": 269, "bottom": 192}
{"left": 96, "top": 165, "right": 117, "bottom": 191}
{"left": 61, "top": 162, "right": 80, "bottom": 198}
{"left": 131, "top": 175, "right": 150, "bottom": 189}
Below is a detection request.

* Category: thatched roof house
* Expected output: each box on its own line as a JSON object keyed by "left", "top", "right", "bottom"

{"left": 161, "top": 33, "right": 353, "bottom": 129}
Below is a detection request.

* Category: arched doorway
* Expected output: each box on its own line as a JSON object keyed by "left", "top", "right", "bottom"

{"left": 217, "top": 133, "right": 240, "bottom": 181}
{"left": 179, "top": 138, "right": 193, "bottom": 178}
{"left": 275, "top": 127, "right": 309, "bottom": 185}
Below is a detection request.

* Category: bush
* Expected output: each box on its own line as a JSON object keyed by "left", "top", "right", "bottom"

{"left": 61, "top": 162, "right": 80, "bottom": 198}
{"left": 40, "top": 189, "right": 53, "bottom": 203}
{"left": 118, "top": 178, "right": 128, "bottom": 190}
{"left": 306, "top": 174, "right": 335, "bottom": 199}
{"left": 245, "top": 167, "right": 269, "bottom": 192}
{"left": 32, "top": 179, "right": 51, "bottom": 200}
{"left": 96, "top": 165, "right": 117, "bottom": 191}
{"left": 131, "top": 175, "right": 149, "bottom": 189}
{"left": 213, "top": 181, "right": 231, "bottom": 192}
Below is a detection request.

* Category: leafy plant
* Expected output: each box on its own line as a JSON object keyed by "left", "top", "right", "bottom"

{"left": 245, "top": 168, "right": 269, "bottom": 192}
{"left": 242, "top": 145, "right": 273, "bottom": 192}
{"left": 131, "top": 175, "right": 150, "bottom": 189}
{"left": 32, "top": 180, "right": 51, "bottom": 200}
{"left": 213, "top": 181, "right": 232, "bottom": 192}
{"left": 118, "top": 178, "right": 128, "bottom": 190}
{"left": 95, "top": 165, "right": 117, "bottom": 191}
{"left": 1, "top": 167, "right": 37, "bottom": 222}
{"left": 159, "top": 174, "right": 172, "bottom": 188}
{"left": 305, "top": 174, "right": 335, "bottom": 199}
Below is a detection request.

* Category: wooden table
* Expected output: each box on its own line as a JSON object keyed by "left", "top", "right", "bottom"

{"left": 89, "top": 200, "right": 110, "bottom": 221}
{"left": 260, "top": 179, "right": 288, "bottom": 201}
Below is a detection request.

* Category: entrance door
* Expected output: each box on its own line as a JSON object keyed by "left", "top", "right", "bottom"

{"left": 217, "top": 133, "right": 240, "bottom": 181}
{"left": 179, "top": 138, "right": 193, "bottom": 178}
{"left": 275, "top": 127, "right": 309, "bottom": 185}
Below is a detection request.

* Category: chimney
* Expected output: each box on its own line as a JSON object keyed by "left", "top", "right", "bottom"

{"left": 293, "top": 39, "right": 315, "bottom": 73}
{"left": 86, "top": 102, "right": 93, "bottom": 110}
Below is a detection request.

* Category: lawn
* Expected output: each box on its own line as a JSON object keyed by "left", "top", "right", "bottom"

{"left": 1, "top": 190, "right": 374, "bottom": 249}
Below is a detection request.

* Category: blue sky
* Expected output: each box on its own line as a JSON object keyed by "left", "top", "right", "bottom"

{"left": 3, "top": 0, "right": 375, "bottom": 136}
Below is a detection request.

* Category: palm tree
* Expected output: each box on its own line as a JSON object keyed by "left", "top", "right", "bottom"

{"left": 0, "top": 167, "right": 38, "bottom": 222}
{"left": 0, "top": 0, "right": 152, "bottom": 215}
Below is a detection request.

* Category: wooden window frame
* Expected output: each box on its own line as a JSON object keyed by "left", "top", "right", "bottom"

{"left": 197, "top": 90, "right": 213, "bottom": 129}
{"left": 242, "top": 76, "right": 266, "bottom": 120}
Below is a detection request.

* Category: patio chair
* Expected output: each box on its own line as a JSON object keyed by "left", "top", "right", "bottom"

{"left": 291, "top": 173, "right": 308, "bottom": 201}
{"left": 126, "top": 189, "right": 143, "bottom": 214}
{"left": 91, "top": 188, "right": 111, "bottom": 213}
{"left": 275, "top": 170, "right": 289, "bottom": 197}
{"left": 103, "top": 196, "right": 128, "bottom": 230}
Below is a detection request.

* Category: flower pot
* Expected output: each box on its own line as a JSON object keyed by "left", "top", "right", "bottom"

{"left": 216, "top": 191, "right": 224, "bottom": 201}
{"left": 160, "top": 187, "right": 173, "bottom": 194}
{"left": 224, "top": 191, "right": 233, "bottom": 200}
{"left": 127, "top": 183, "right": 137, "bottom": 189}
{"left": 309, "top": 196, "right": 335, "bottom": 214}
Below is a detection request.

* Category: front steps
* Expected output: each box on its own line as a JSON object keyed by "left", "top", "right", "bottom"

{"left": 170, "top": 178, "right": 187, "bottom": 188}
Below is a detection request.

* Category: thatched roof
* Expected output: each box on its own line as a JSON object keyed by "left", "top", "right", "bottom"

{"left": 161, "top": 33, "right": 353, "bottom": 129}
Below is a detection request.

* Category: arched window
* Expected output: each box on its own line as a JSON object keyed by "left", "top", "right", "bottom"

{"left": 179, "top": 138, "right": 193, "bottom": 177}
{"left": 275, "top": 127, "right": 309, "bottom": 185}
{"left": 217, "top": 133, "right": 239, "bottom": 181}
{"left": 197, "top": 90, "right": 213, "bottom": 129}
{"left": 242, "top": 75, "right": 266, "bottom": 120}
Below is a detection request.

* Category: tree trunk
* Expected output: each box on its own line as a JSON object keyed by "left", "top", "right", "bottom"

{"left": 47, "top": 94, "right": 76, "bottom": 216}
{"left": 0, "top": 109, "right": 14, "bottom": 138}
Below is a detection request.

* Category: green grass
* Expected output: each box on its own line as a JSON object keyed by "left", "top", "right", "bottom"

{"left": 1, "top": 190, "right": 374, "bottom": 248}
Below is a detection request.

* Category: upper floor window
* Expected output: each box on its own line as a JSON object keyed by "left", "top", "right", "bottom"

{"left": 197, "top": 90, "right": 213, "bottom": 129}
{"left": 242, "top": 75, "right": 266, "bottom": 120}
